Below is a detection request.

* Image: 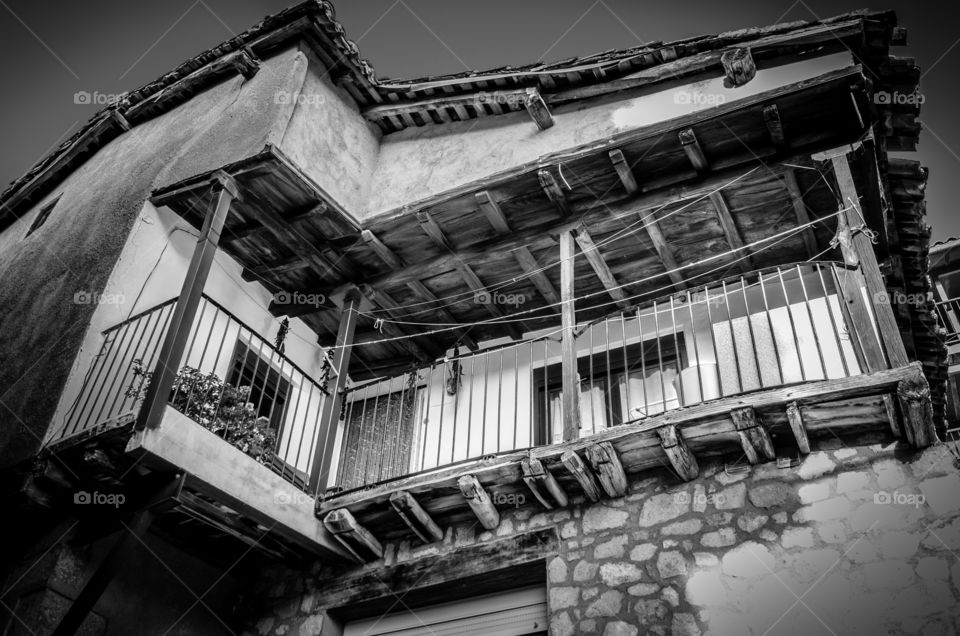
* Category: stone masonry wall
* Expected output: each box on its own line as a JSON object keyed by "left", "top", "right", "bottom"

{"left": 245, "top": 432, "right": 960, "bottom": 636}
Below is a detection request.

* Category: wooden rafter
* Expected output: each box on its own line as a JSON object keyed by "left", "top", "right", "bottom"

{"left": 225, "top": 202, "right": 327, "bottom": 243}
{"left": 457, "top": 475, "right": 499, "bottom": 530}
{"left": 520, "top": 453, "right": 568, "bottom": 509}
{"left": 538, "top": 169, "right": 570, "bottom": 215}
{"left": 678, "top": 128, "right": 709, "bottom": 172}
{"left": 780, "top": 169, "right": 819, "bottom": 257}
{"left": 709, "top": 191, "right": 751, "bottom": 272}
{"left": 356, "top": 284, "right": 435, "bottom": 363}
{"left": 785, "top": 401, "right": 810, "bottom": 454}
{"left": 476, "top": 190, "right": 560, "bottom": 312}
{"left": 573, "top": 227, "right": 631, "bottom": 310}
{"left": 560, "top": 450, "right": 602, "bottom": 502}
{"left": 323, "top": 508, "right": 383, "bottom": 562}
{"left": 730, "top": 407, "right": 775, "bottom": 464}
{"left": 389, "top": 490, "right": 444, "bottom": 543}
{"left": 609, "top": 149, "right": 639, "bottom": 195}
{"left": 656, "top": 425, "right": 699, "bottom": 481}
{"left": 415, "top": 210, "right": 523, "bottom": 340}
{"left": 763, "top": 104, "right": 785, "bottom": 147}
{"left": 361, "top": 229, "right": 478, "bottom": 350}
{"left": 584, "top": 442, "right": 627, "bottom": 498}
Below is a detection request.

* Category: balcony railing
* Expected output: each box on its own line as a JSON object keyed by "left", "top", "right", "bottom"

{"left": 50, "top": 296, "right": 333, "bottom": 492}
{"left": 331, "top": 262, "right": 873, "bottom": 492}
{"left": 935, "top": 296, "right": 960, "bottom": 347}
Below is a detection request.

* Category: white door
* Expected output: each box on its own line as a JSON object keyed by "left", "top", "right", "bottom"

{"left": 342, "top": 586, "right": 547, "bottom": 636}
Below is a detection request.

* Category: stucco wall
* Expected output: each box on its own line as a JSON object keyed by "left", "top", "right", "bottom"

{"left": 243, "top": 435, "right": 960, "bottom": 635}
{"left": 0, "top": 44, "right": 309, "bottom": 468}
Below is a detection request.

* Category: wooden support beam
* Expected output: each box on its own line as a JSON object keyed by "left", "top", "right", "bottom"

{"left": 833, "top": 264, "right": 887, "bottom": 373}
{"left": 560, "top": 450, "right": 602, "bottom": 502}
{"left": 226, "top": 203, "right": 328, "bottom": 243}
{"left": 709, "top": 191, "right": 751, "bottom": 271}
{"left": 638, "top": 209, "right": 688, "bottom": 291}
{"left": 678, "top": 128, "right": 709, "bottom": 173}
{"left": 585, "top": 442, "right": 627, "bottom": 498}
{"left": 559, "top": 231, "right": 582, "bottom": 443}
{"left": 523, "top": 87, "right": 554, "bottom": 130}
{"left": 656, "top": 425, "right": 699, "bottom": 481}
{"left": 781, "top": 169, "right": 819, "bottom": 257}
{"left": 730, "top": 407, "right": 775, "bottom": 464}
{"left": 477, "top": 190, "right": 561, "bottom": 312}
{"left": 826, "top": 149, "right": 909, "bottom": 368}
{"left": 389, "top": 490, "right": 444, "bottom": 543}
{"left": 763, "top": 104, "right": 785, "bottom": 147}
{"left": 356, "top": 285, "right": 435, "bottom": 363}
{"left": 415, "top": 210, "right": 456, "bottom": 252}
{"left": 721, "top": 47, "right": 757, "bottom": 87}
{"left": 457, "top": 475, "right": 500, "bottom": 530}
{"left": 573, "top": 227, "right": 631, "bottom": 310}
{"left": 362, "top": 229, "right": 478, "bottom": 350}
{"left": 785, "top": 402, "right": 810, "bottom": 454}
{"left": 609, "top": 149, "right": 639, "bottom": 195}
{"left": 896, "top": 370, "right": 938, "bottom": 448}
{"left": 520, "top": 454, "right": 568, "bottom": 509}
{"left": 248, "top": 193, "right": 354, "bottom": 281}
{"left": 538, "top": 169, "right": 570, "bottom": 215}
{"left": 310, "top": 290, "right": 360, "bottom": 492}
{"left": 136, "top": 174, "right": 236, "bottom": 432}
{"left": 416, "top": 208, "right": 523, "bottom": 339}
{"left": 323, "top": 508, "right": 383, "bottom": 562}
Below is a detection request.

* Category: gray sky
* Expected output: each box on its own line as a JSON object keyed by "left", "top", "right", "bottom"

{"left": 1, "top": 0, "right": 958, "bottom": 239}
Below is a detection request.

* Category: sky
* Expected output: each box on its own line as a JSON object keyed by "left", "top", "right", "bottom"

{"left": 1, "top": 0, "right": 958, "bottom": 240}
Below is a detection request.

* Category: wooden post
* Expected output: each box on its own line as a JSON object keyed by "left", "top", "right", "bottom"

{"left": 559, "top": 231, "right": 581, "bottom": 442}
{"left": 136, "top": 172, "right": 238, "bottom": 431}
{"left": 827, "top": 150, "right": 909, "bottom": 369}
{"left": 457, "top": 475, "right": 500, "bottom": 530}
{"left": 721, "top": 48, "right": 756, "bottom": 87}
{"left": 309, "top": 289, "right": 361, "bottom": 494}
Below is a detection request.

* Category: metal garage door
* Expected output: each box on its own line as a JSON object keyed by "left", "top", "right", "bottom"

{"left": 342, "top": 586, "right": 547, "bottom": 636}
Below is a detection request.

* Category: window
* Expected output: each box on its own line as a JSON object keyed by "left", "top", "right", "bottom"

{"left": 225, "top": 340, "right": 292, "bottom": 434}
{"left": 24, "top": 196, "right": 60, "bottom": 237}
{"left": 534, "top": 335, "right": 685, "bottom": 442}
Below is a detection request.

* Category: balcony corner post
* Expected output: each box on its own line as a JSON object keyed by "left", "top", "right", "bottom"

{"left": 308, "top": 288, "right": 361, "bottom": 494}
{"left": 560, "top": 230, "right": 581, "bottom": 442}
{"left": 135, "top": 172, "right": 237, "bottom": 431}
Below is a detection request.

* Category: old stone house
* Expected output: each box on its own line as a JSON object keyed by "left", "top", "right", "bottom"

{"left": 0, "top": 2, "right": 957, "bottom": 634}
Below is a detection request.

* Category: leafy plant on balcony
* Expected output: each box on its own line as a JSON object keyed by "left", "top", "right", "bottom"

{"left": 126, "top": 360, "right": 276, "bottom": 465}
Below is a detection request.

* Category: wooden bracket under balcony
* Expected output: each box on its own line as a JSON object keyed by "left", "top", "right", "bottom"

{"left": 323, "top": 508, "right": 383, "bottom": 563}
{"left": 584, "top": 442, "right": 628, "bottom": 498}
{"left": 523, "top": 87, "right": 554, "bottom": 130}
{"left": 730, "top": 407, "right": 775, "bottom": 464}
{"left": 457, "top": 475, "right": 500, "bottom": 530}
{"left": 521, "top": 453, "right": 568, "bottom": 509}
{"left": 656, "top": 425, "right": 699, "bottom": 481}
{"left": 389, "top": 491, "right": 444, "bottom": 544}
{"left": 560, "top": 450, "right": 602, "bottom": 502}
{"left": 785, "top": 402, "right": 811, "bottom": 454}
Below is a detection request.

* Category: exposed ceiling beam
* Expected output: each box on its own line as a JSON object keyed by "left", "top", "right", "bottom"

{"left": 780, "top": 169, "right": 819, "bottom": 257}
{"left": 538, "top": 169, "right": 570, "bottom": 215}
{"left": 762, "top": 104, "right": 785, "bottom": 148}
{"left": 637, "top": 208, "right": 687, "bottom": 291}
{"left": 709, "top": 191, "right": 752, "bottom": 272}
{"left": 609, "top": 149, "right": 639, "bottom": 195}
{"left": 573, "top": 227, "right": 631, "bottom": 310}
{"left": 476, "top": 191, "right": 561, "bottom": 313}
{"left": 415, "top": 210, "right": 524, "bottom": 340}
{"left": 357, "top": 285, "right": 437, "bottom": 364}
{"left": 678, "top": 128, "right": 709, "bottom": 173}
